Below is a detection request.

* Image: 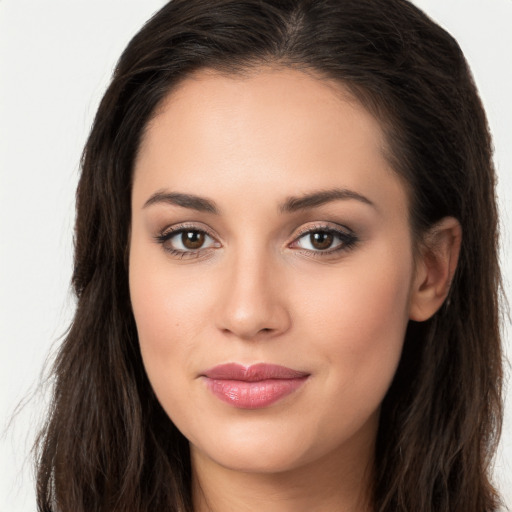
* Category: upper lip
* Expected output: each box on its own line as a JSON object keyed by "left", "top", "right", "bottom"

{"left": 202, "top": 363, "right": 309, "bottom": 381}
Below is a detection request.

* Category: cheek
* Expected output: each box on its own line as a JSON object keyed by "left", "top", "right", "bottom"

{"left": 129, "top": 228, "right": 217, "bottom": 337}
{"left": 301, "top": 257, "right": 410, "bottom": 333}
{"left": 128, "top": 245, "right": 214, "bottom": 399}
{"left": 295, "top": 249, "right": 413, "bottom": 418}
{"left": 132, "top": 275, "right": 208, "bottom": 343}
{"left": 130, "top": 255, "right": 239, "bottom": 448}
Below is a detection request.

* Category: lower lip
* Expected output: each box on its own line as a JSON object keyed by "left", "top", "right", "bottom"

{"left": 204, "top": 377, "right": 308, "bottom": 409}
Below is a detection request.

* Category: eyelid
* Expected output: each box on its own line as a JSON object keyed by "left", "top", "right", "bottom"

{"left": 158, "top": 221, "right": 218, "bottom": 241}
{"left": 153, "top": 221, "right": 358, "bottom": 259}
{"left": 154, "top": 222, "right": 221, "bottom": 258}
{"left": 291, "top": 222, "right": 354, "bottom": 239}
{"left": 288, "top": 222, "right": 358, "bottom": 255}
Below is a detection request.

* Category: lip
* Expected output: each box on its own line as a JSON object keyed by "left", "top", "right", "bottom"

{"left": 201, "top": 363, "right": 310, "bottom": 409}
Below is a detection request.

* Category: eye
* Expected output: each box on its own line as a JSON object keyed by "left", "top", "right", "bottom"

{"left": 155, "top": 226, "right": 219, "bottom": 257}
{"left": 291, "top": 226, "right": 358, "bottom": 254}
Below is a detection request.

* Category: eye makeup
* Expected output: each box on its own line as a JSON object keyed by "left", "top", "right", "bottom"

{"left": 289, "top": 223, "right": 359, "bottom": 258}
{"left": 153, "top": 221, "right": 359, "bottom": 260}
{"left": 154, "top": 222, "right": 220, "bottom": 259}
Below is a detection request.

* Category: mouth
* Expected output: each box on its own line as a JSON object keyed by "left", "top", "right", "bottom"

{"left": 201, "top": 363, "right": 310, "bottom": 409}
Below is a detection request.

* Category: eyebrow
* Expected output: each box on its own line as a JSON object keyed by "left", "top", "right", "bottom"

{"left": 279, "top": 188, "right": 375, "bottom": 213}
{"left": 143, "top": 191, "right": 220, "bottom": 214}
{"left": 142, "top": 187, "right": 374, "bottom": 214}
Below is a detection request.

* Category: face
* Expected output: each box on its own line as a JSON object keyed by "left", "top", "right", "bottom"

{"left": 129, "top": 67, "right": 416, "bottom": 475}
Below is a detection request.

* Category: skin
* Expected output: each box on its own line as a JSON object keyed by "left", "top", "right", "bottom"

{"left": 129, "top": 67, "right": 461, "bottom": 512}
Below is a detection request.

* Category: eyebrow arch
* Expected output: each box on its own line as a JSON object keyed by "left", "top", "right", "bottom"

{"left": 143, "top": 191, "right": 220, "bottom": 214}
{"left": 143, "top": 187, "right": 373, "bottom": 214}
{"left": 279, "top": 188, "right": 375, "bottom": 213}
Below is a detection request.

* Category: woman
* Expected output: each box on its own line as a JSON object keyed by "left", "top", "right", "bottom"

{"left": 34, "top": 0, "right": 504, "bottom": 511}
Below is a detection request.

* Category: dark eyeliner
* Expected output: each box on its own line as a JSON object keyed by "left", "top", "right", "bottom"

{"left": 153, "top": 223, "right": 218, "bottom": 258}
{"left": 291, "top": 224, "right": 359, "bottom": 256}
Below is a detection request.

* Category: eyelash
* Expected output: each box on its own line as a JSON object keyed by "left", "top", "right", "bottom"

{"left": 154, "top": 223, "right": 219, "bottom": 259}
{"left": 154, "top": 223, "right": 358, "bottom": 259}
{"left": 291, "top": 224, "right": 358, "bottom": 257}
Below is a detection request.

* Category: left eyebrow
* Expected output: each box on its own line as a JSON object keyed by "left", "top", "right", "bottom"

{"left": 279, "top": 188, "right": 375, "bottom": 213}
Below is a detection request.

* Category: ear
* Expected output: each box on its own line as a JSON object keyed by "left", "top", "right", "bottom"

{"left": 409, "top": 217, "right": 462, "bottom": 321}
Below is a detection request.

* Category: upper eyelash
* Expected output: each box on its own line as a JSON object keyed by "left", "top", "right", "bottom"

{"left": 154, "top": 223, "right": 358, "bottom": 257}
{"left": 154, "top": 224, "right": 218, "bottom": 258}
{"left": 292, "top": 224, "right": 359, "bottom": 254}
{"left": 155, "top": 222, "right": 217, "bottom": 241}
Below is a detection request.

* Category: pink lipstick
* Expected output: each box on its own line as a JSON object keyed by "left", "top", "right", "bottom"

{"left": 202, "top": 363, "right": 309, "bottom": 409}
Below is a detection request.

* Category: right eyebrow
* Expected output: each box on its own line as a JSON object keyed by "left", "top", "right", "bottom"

{"left": 142, "top": 191, "right": 220, "bottom": 214}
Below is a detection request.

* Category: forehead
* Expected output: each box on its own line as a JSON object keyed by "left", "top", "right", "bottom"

{"left": 139, "top": 66, "right": 385, "bottom": 161}
{"left": 133, "top": 66, "right": 408, "bottom": 222}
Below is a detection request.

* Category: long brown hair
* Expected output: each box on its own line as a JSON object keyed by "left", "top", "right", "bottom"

{"left": 35, "top": 1, "right": 504, "bottom": 511}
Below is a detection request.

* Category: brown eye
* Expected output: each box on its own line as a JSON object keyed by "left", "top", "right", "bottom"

{"left": 182, "top": 230, "right": 205, "bottom": 249}
{"left": 292, "top": 226, "right": 358, "bottom": 254}
{"left": 309, "top": 231, "right": 334, "bottom": 250}
{"left": 156, "top": 227, "right": 218, "bottom": 255}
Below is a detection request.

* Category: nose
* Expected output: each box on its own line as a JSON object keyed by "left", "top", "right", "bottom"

{"left": 215, "top": 248, "right": 291, "bottom": 341}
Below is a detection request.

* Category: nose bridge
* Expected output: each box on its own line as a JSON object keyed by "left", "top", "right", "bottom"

{"left": 216, "top": 242, "right": 290, "bottom": 339}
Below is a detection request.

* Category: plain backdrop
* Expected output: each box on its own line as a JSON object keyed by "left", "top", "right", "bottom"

{"left": 1, "top": 1, "right": 511, "bottom": 510}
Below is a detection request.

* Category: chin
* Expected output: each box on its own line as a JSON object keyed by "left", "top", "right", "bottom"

{"left": 196, "top": 439, "right": 311, "bottom": 474}
{"left": 187, "top": 415, "right": 337, "bottom": 475}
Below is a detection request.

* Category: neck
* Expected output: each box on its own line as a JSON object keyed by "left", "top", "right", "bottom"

{"left": 191, "top": 428, "right": 375, "bottom": 512}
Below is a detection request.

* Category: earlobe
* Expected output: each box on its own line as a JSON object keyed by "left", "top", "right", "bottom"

{"left": 409, "top": 217, "right": 462, "bottom": 322}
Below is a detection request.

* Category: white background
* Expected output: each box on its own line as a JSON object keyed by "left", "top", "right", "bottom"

{"left": 1, "top": 1, "right": 510, "bottom": 510}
